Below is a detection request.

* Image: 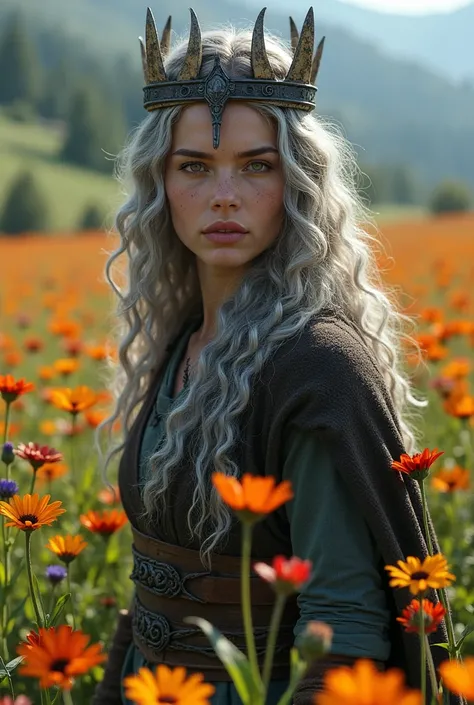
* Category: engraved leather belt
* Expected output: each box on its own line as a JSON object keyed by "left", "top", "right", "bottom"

{"left": 130, "top": 525, "right": 299, "bottom": 680}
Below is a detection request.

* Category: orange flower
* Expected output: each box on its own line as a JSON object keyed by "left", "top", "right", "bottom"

{"left": 123, "top": 665, "right": 215, "bottom": 705}
{"left": 315, "top": 659, "right": 422, "bottom": 705}
{"left": 212, "top": 473, "right": 293, "bottom": 523}
{"left": 431, "top": 466, "right": 470, "bottom": 492}
{"left": 17, "top": 624, "right": 105, "bottom": 690}
{"left": 63, "top": 339, "right": 83, "bottom": 357}
{"left": 85, "top": 410, "right": 108, "bottom": 428}
{"left": 36, "top": 462, "right": 69, "bottom": 483}
{"left": 46, "top": 534, "right": 87, "bottom": 564}
{"left": 38, "top": 366, "right": 56, "bottom": 381}
{"left": 0, "top": 374, "right": 35, "bottom": 403}
{"left": 0, "top": 494, "right": 65, "bottom": 531}
{"left": 14, "top": 442, "right": 62, "bottom": 471}
{"left": 80, "top": 509, "right": 127, "bottom": 536}
{"left": 424, "top": 343, "right": 448, "bottom": 362}
{"left": 385, "top": 554, "right": 455, "bottom": 596}
{"left": 397, "top": 598, "right": 445, "bottom": 634}
{"left": 23, "top": 337, "right": 44, "bottom": 354}
{"left": 441, "top": 358, "right": 471, "bottom": 380}
{"left": 85, "top": 344, "right": 108, "bottom": 361}
{"left": 446, "top": 395, "right": 474, "bottom": 420}
{"left": 98, "top": 484, "right": 121, "bottom": 505}
{"left": 49, "top": 386, "right": 97, "bottom": 415}
{"left": 52, "top": 359, "right": 80, "bottom": 377}
{"left": 439, "top": 657, "right": 474, "bottom": 701}
{"left": 392, "top": 448, "right": 444, "bottom": 482}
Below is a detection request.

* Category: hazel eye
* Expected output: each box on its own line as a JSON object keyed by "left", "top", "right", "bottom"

{"left": 180, "top": 162, "right": 206, "bottom": 173}
{"left": 247, "top": 161, "right": 270, "bottom": 172}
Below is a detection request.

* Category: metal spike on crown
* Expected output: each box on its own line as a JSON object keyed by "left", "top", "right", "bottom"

{"left": 139, "top": 6, "right": 325, "bottom": 148}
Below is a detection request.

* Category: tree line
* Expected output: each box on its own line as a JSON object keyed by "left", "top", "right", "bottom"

{"left": 0, "top": 11, "right": 471, "bottom": 235}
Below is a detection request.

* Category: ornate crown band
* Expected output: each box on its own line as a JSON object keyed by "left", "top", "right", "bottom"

{"left": 139, "top": 6, "right": 325, "bottom": 148}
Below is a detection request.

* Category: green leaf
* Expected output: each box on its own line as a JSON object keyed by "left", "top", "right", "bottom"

{"left": 0, "top": 655, "right": 24, "bottom": 678}
{"left": 47, "top": 593, "right": 71, "bottom": 628}
{"left": 432, "top": 642, "right": 451, "bottom": 651}
{"left": 185, "top": 616, "right": 262, "bottom": 704}
{"left": 455, "top": 623, "right": 474, "bottom": 652}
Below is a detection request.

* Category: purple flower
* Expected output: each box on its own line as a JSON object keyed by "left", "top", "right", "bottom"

{"left": 45, "top": 565, "right": 67, "bottom": 585}
{"left": 0, "top": 479, "right": 19, "bottom": 500}
{"left": 1, "top": 442, "right": 15, "bottom": 466}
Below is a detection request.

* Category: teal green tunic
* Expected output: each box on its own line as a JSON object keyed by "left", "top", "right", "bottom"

{"left": 121, "top": 317, "right": 390, "bottom": 703}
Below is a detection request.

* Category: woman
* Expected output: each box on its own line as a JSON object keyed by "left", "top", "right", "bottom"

{"left": 93, "top": 7, "right": 455, "bottom": 704}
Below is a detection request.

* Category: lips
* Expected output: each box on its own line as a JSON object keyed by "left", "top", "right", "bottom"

{"left": 203, "top": 221, "right": 248, "bottom": 234}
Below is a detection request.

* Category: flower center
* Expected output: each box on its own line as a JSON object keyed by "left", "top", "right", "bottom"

{"left": 159, "top": 697, "right": 178, "bottom": 704}
{"left": 51, "top": 658, "right": 69, "bottom": 673}
{"left": 19, "top": 514, "right": 38, "bottom": 525}
{"left": 411, "top": 571, "right": 429, "bottom": 580}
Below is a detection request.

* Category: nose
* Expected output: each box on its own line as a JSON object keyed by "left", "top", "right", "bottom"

{"left": 209, "top": 173, "right": 242, "bottom": 210}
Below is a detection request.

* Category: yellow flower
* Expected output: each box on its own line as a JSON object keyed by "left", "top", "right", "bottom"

{"left": 0, "top": 494, "right": 65, "bottom": 531}
{"left": 385, "top": 554, "right": 455, "bottom": 596}
{"left": 45, "top": 534, "right": 87, "bottom": 564}
{"left": 123, "top": 665, "right": 215, "bottom": 705}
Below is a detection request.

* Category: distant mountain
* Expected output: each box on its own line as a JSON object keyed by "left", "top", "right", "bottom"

{"left": 1, "top": 0, "right": 474, "bottom": 189}
{"left": 259, "top": 0, "right": 474, "bottom": 83}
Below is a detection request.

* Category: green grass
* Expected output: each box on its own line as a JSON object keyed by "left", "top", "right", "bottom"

{"left": 0, "top": 111, "right": 428, "bottom": 232}
{"left": 0, "top": 112, "right": 123, "bottom": 232}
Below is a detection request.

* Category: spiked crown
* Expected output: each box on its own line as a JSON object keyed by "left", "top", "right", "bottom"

{"left": 139, "top": 6, "right": 325, "bottom": 148}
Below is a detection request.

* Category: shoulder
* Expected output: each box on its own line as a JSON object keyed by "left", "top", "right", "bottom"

{"left": 268, "top": 309, "right": 385, "bottom": 393}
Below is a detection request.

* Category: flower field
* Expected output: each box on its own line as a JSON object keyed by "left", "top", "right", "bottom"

{"left": 0, "top": 213, "right": 474, "bottom": 703}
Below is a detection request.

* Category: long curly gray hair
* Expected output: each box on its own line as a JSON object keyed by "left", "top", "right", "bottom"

{"left": 97, "top": 22, "right": 424, "bottom": 566}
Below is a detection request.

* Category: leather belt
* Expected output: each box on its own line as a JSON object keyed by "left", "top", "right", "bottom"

{"left": 130, "top": 526, "right": 299, "bottom": 680}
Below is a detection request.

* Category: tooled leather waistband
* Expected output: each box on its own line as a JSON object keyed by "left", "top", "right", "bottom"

{"left": 129, "top": 526, "right": 299, "bottom": 680}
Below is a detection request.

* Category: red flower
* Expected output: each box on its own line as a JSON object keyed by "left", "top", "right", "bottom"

{"left": 397, "top": 598, "right": 446, "bottom": 634}
{"left": 254, "top": 555, "right": 312, "bottom": 596}
{"left": 392, "top": 448, "right": 444, "bottom": 482}
{"left": 80, "top": 509, "right": 128, "bottom": 536}
{"left": 0, "top": 375, "right": 35, "bottom": 404}
{"left": 14, "top": 442, "right": 63, "bottom": 472}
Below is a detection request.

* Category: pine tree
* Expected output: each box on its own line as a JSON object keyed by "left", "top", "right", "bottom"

{"left": 0, "top": 12, "right": 41, "bottom": 106}
{"left": 60, "top": 84, "right": 126, "bottom": 173}
{"left": 0, "top": 171, "right": 50, "bottom": 235}
{"left": 78, "top": 203, "right": 105, "bottom": 230}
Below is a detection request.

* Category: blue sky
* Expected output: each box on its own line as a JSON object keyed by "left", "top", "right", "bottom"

{"left": 341, "top": 0, "right": 470, "bottom": 12}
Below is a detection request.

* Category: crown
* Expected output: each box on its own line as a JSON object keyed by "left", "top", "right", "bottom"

{"left": 139, "top": 7, "right": 325, "bottom": 148}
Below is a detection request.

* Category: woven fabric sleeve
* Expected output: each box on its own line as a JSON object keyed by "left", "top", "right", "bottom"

{"left": 91, "top": 608, "right": 133, "bottom": 705}
{"left": 282, "top": 428, "right": 391, "bottom": 661}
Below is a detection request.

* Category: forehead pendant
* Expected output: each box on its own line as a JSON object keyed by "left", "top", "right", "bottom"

{"left": 199, "top": 55, "right": 235, "bottom": 149}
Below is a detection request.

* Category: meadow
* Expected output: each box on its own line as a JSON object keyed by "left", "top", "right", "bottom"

{"left": 0, "top": 213, "right": 473, "bottom": 702}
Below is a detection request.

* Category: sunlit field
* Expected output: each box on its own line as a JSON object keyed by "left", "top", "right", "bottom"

{"left": 0, "top": 213, "right": 473, "bottom": 701}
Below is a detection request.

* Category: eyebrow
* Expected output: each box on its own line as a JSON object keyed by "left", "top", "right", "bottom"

{"left": 171, "top": 146, "right": 279, "bottom": 159}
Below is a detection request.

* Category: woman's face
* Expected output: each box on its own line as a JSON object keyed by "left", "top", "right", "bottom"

{"left": 164, "top": 102, "right": 285, "bottom": 272}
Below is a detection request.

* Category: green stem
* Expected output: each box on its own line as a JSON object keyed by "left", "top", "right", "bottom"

{"left": 3, "top": 403, "right": 11, "bottom": 481}
{"left": 66, "top": 567, "right": 76, "bottom": 630}
{"left": 63, "top": 689, "right": 74, "bottom": 705}
{"left": 420, "top": 481, "right": 457, "bottom": 658}
{"left": 262, "top": 593, "right": 286, "bottom": 697}
{"left": 1, "top": 516, "right": 10, "bottom": 661}
{"left": 0, "top": 654, "right": 14, "bottom": 698}
{"left": 241, "top": 522, "right": 260, "bottom": 687}
{"left": 42, "top": 689, "right": 52, "bottom": 705}
{"left": 25, "top": 531, "right": 43, "bottom": 628}
{"left": 420, "top": 481, "right": 434, "bottom": 556}
{"left": 419, "top": 598, "right": 427, "bottom": 703}
{"left": 425, "top": 634, "right": 439, "bottom": 699}
{"left": 29, "top": 471, "right": 37, "bottom": 495}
